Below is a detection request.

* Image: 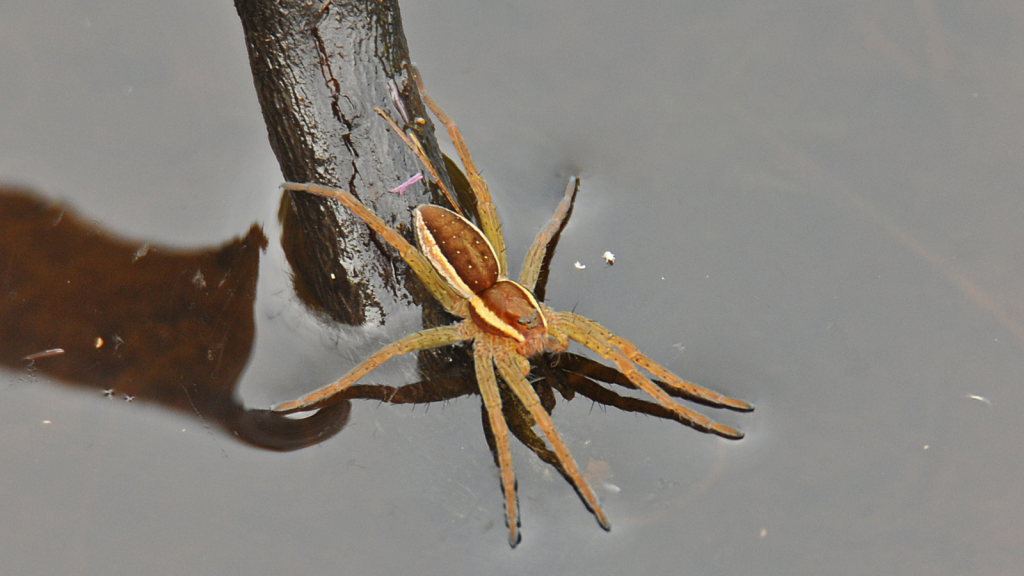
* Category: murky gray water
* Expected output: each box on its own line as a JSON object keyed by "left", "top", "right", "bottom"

{"left": 2, "top": 1, "right": 1023, "bottom": 574}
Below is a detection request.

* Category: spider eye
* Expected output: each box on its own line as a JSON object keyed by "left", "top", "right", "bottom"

{"left": 517, "top": 310, "right": 539, "bottom": 327}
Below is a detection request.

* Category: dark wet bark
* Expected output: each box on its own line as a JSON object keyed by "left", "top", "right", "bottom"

{"left": 234, "top": 0, "right": 452, "bottom": 326}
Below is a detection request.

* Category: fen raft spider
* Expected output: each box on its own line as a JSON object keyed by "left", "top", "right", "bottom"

{"left": 274, "top": 73, "right": 753, "bottom": 547}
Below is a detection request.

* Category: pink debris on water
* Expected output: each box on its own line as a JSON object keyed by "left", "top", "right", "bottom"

{"left": 389, "top": 172, "right": 424, "bottom": 196}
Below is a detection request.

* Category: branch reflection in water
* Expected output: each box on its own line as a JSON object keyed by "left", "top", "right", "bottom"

{"left": 0, "top": 186, "right": 348, "bottom": 451}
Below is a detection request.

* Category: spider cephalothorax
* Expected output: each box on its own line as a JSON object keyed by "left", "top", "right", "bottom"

{"left": 274, "top": 68, "right": 752, "bottom": 547}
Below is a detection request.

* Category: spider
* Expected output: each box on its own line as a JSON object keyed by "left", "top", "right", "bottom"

{"left": 273, "top": 70, "right": 753, "bottom": 547}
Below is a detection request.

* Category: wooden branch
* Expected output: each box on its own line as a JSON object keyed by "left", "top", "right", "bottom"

{"left": 234, "top": 0, "right": 451, "bottom": 325}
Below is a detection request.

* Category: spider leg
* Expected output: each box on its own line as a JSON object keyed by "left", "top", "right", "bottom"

{"left": 560, "top": 313, "right": 753, "bottom": 412}
{"left": 410, "top": 66, "right": 508, "bottom": 277}
{"left": 282, "top": 182, "right": 463, "bottom": 314}
{"left": 492, "top": 351, "right": 611, "bottom": 531}
{"left": 552, "top": 312, "right": 745, "bottom": 439}
{"left": 373, "top": 108, "right": 463, "bottom": 215}
{"left": 473, "top": 342, "right": 521, "bottom": 547}
{"left": 560, "top": 369, "right": 699, "bottom": 424}
{"left": 519, "top": 177, "right": 578, "bottom": 291}
{"left": 273, "top": 323, "right": 469, "bottom": 413}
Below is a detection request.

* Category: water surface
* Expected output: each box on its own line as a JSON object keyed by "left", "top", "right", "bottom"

{"left": 1, "top": 1, "right": 1022, "bottom": 574}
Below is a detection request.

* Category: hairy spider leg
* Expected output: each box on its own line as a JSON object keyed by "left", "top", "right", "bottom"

{"left": 410, "top": 66, "right": 508, "bottom": 278}
{"left": 563, "top": 313, "right": 753, "bottom": 412}
{"left": 492, "top": 349, "right": 611, "bottom": 531}
{"left": 281, "top": 182, "right": 464, "bottom": 314}
{"left": 552, "top": 313, "right": 744, "bottom": 439}
{"left": 373, "top": 108, "right": 463, "bottom": 216}
{"left": 474, "top": 342, "right": 521, "bottom": 547}
{"left": 274, "top": 324, "right": 470, "bottom": 413}
{"left": 519, "top": 177, "right": 578, "bottom": 291}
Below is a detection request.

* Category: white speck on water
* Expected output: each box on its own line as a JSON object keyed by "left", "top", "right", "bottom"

{"left": 131, "top": 244, "right": 150, "bottom": 263}
{"left": 966, "top": 394, "right": 992, "bottom": 406}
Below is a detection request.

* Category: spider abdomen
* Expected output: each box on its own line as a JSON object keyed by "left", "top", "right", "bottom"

{"left": 414, "top": 205, "right": 499, "bottom": 298}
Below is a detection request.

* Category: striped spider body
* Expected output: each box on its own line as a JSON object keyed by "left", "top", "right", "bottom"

{"left": 274, "top": 70, "right": 752, "bottom": 547}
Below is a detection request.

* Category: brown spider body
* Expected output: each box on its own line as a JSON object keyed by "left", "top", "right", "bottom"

{"left": 416, "top": 203, "right": 560, "bottom": 359}
{"left": 274, "top": 68, "right": 752, "bottom": 547}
